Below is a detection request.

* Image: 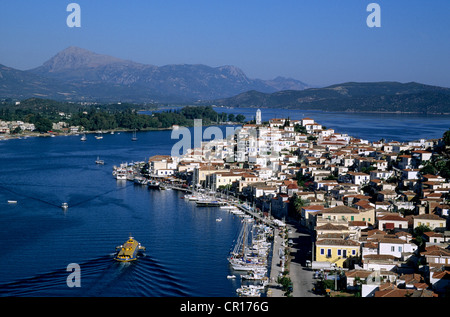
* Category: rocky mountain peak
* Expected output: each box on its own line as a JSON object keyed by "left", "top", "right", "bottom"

{"left": 39, "top": 46, "right": 127, "bottom": 72}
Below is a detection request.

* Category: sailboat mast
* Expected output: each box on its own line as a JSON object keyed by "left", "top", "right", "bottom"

{"left": 242, "top": 222, "right": 247, "bottom": 260}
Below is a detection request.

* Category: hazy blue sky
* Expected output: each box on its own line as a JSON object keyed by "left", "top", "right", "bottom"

{"left": 1, "top": 0, "right": 449, "bottom": 87}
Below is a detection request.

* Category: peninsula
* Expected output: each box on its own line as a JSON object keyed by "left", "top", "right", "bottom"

{"left": 122, "top": 109, "right": 450, "bottom": 297}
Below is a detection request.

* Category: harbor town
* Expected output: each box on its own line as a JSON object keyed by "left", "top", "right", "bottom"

{"left": 110, "top": 109, "right": 450, "bottom": 297}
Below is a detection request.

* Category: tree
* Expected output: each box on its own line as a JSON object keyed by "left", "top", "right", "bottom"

{"left": 443, "top": 129, "right": 450, "bottom": 146}
{"left": 12, "top": 126, "right": 22, "bottom": 134}
{"left": 227, "top": 113, "right": 235, "bottom": 122}
{"left": 235, "top": 114, "right": 246, "bottom": 123}
{"left": 294, "top": 124, "right": 307, "bottom": 134}
{"left": 413, "top": 224, "right": 432, "bottom": 249}
{"left": 34, "top": 116, "right": 52, "bottom": 133}
{"left": 420, "top": 163, "right": 437, "bottom": 176}
{"left": 293, "top": 195, "right": 307, "bottom": 211}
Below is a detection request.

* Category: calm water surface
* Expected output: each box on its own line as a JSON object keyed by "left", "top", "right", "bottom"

{"left": 0, "top": 131, "right": 244, "bottom": 297}
{"left": 213, "top": 107, "right": 450, "bottom": 142}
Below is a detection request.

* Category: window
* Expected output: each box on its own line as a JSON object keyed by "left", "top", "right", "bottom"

{"left": 391, "top": 246, "right": 395, "bottom": 252}
{"left": 320, "top": 249, "right": 324, "bottom": 255}
{"left": 398, "top": 246, "right": 402, "bottom": 252}
{"left": 337, "top": 250, "right": 341, "bottom": 256}
{"left": 327, "top": 249, "right": 332, "bottom": 258}
{"left": 352, "top": 250, "right": 356, "bottom": 255}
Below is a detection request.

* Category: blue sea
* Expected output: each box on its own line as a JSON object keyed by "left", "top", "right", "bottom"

{"left": 0, "top": 109, "right": 448, "bottom": 297}
{"left": 212, "top": 107, "right": 450, "bottom": 142}
{"left": 0, "top": 130, "right": 244, "bottom": 297}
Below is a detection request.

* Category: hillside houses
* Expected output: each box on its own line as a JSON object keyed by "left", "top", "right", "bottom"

{"left": 145, "top": 110, "right": 449, "bottom": 297}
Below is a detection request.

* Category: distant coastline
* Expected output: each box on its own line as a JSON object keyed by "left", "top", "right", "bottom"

{"left": 221, "top": 105, "right": 450, "bottom": 115}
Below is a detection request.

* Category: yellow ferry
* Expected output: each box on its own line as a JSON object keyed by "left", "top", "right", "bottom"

{"left": 114, "top": 236, "right": 146, "bottom": 262}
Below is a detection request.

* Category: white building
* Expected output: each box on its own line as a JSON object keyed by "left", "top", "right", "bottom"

{"left": 378, "top": 238, "right": 418, "bottom": 259}
{"left": 256, "top": 109, "right": 262, "bottom": 125}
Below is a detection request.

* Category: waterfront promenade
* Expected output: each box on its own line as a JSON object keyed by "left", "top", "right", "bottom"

{"left": 266, "top": 227, "right": 285, "bottom": 297}
{"left": 267, "top": 221, "right": 320, "bottom": 297}
{"left": 286, "top": 221, "right": 321, "bottom": 297}
{"left": 161, "top": 184, "right": 320, "bottom": 297}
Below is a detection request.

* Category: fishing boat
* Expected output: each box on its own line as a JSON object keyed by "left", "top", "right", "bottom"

{"left": 220, "top": 204, "right": 236, "bottom": 210}
{"left": 114, "top": 236, "right": 146, "bottom": 262}
{"left": 236, "top": 285, "right": 262, "bottom": 297}
{"left": 196, "top": 199, "right": 221, "bottom": 207}
{"left": 230, "top": 208, "right": 244, "bottom": 216}
{"left": 113, "top": 163, "right": 132, "bottom": 180}
{"left": 229, "top": 258, "right": 267, "bottom": 271}
{"left": 241, "top": 269, "right": 268, "bottom": 281}
{"left": 183, "top": 194, "right": 199, "bottom": 201}
{"left": 147, "top": 180, "right": 160, "bottom": 189}
{"left": 133, "top": 176, "right": 148, "bottom": 185}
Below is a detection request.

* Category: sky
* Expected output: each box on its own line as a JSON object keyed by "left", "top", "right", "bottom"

{"left": 0, "top": 0, "right": 449, "bottom": 87}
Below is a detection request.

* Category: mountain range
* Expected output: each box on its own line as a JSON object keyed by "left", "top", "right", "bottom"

{"left": 1, "top": 46, "right": 449, "bottom": 113}
{"left": 211, "top": 82, "right": 450, "bottom": 114}
{"left": 0, "top": 46, "right": 309, "bottom": 103}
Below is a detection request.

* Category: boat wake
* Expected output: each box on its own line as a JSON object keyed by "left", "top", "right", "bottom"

{"left": 0, "top": 254, "right": 190, "bottom": 297}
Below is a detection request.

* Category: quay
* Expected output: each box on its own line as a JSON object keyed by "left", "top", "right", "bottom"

{"left": 137, "top": 180, "right": 303, "bottom": 297}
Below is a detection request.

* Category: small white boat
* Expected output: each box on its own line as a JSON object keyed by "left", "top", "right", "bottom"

{"left": 134, "top": 177, "right": 148, "bottom": 185}
{"left": 148, "top": 180, "right": 160, "bottom": 189}
{"left": 131, "top": 129, "right": 137, "bottom": 141}
{"left": 61, "top": 202, "right": 69, "bottom": 210}
{"left": 95, "top": 156, "right": 105, "bottom": 165}
{"left": 236, "top": 285, "right": 262, "bottom": 297}
{"left": 227, "top": 275, "right": 236, "bottom": 279}
{"left": 7, "top": 200, "right": 17, "bottom": 204}
{"left": 183, "top": 194, "right": 199, "bottom": 200}
{"left": 220, "top": 204, "right": 236, "bottom": 210}
{"left": 80, "top": 134, "right": 87, "bottom": 141}
{"left": 216, "top": 218, "right": 223, "bottom": 222}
